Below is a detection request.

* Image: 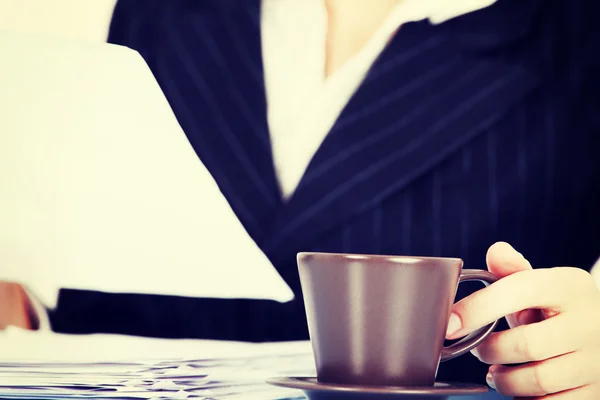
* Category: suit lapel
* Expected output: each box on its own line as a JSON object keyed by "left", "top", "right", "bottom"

{"left": 155, "top": 2, "right": 282, "bottom": 245}
{"left": 152, "top": 0, "right": 543, "bottom": 259}
{"left": 264, "top": 2, "right": 543, "bottom": 259}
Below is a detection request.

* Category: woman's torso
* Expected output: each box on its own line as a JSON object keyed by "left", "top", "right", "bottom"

{"left": 51, "top": 0, "right": 599, "bottom": 384}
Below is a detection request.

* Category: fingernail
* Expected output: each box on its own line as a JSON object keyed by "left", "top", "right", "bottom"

{"left": 486, "top": 372, "right": 496, "bottom": 389}
{"left": 446, "top": 313, "right": 462, "bottom": 337}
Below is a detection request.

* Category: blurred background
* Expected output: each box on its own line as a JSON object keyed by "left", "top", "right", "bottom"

{"left": 0, "top": 0, "right": 116, "bottom": 42}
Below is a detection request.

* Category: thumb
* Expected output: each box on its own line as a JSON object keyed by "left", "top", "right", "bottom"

{"left": 485, "top": 242, "right": 541, "bottom": 328}
{"left": 486, "top": 241, "right": 532, "bottom": 278}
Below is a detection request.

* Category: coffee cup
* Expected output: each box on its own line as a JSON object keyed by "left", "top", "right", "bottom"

{"left": 297, "top": 252, "right": 498, "bottom": 387}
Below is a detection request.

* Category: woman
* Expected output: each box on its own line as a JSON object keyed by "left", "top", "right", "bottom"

{"left": 2, "top": 0, "right": 600, "bottom": 397}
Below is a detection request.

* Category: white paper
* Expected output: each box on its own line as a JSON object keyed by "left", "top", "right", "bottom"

{"left": 0, "top": 32, "right": 294, "bottom": 307}
{"left": 0, "top": 328, "right": 313, "bottom": 363}
{"left": 0, "top": 329, "right": 313, "bottom": 400}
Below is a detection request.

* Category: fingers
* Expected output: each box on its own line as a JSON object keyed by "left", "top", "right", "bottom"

{"left": 512, "top": 308, "right": 546, "bottom": 326}
{"left": 516, "top": 385, "right": 598, "bottom": 400}
{"left": 447, "top": 267, "right": 596, "bottom": 339}
{"left": 486, "top": 241, "right": 532, "bottom": 278}
{"left": 489, "top": 350, "right": 600, "bottom": 397}
{"left": 504, "top": 307, "right": 546, "bottom": 329}
{"left": 0, "top": 282, "right": 31, "bottom": 330}
{"left": 472, "top": 314, "right": 586, "bottom": 364}
{"left": 472, "top": 243, "right": 600, "bottom": 399}
{"left": 485, "top": 242, "right": 543, "bottom": 329}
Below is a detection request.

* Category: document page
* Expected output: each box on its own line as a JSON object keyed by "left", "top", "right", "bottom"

{"left": 0, "top": 33, "right": 293, "bottom": 308}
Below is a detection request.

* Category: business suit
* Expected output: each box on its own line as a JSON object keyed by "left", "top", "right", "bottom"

{"left": 49, "top": 0, "right": 599, "bottom": 383}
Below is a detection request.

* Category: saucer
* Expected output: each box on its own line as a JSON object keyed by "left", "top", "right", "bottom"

{"left": 266, "top": 377, "right": 488, "bottom": 399}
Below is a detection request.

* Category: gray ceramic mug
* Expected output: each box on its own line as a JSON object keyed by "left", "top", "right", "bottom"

{"left": 297, "top": 252, "right": 499, "bottom": 387}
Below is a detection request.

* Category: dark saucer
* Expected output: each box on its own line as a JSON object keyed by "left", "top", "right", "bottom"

{"left": 266, "top": 377, "right": 488, "bottom": 399}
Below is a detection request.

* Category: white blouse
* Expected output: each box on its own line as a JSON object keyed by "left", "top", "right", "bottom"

{"left": 261, "top": 0, "right": 497, "bottom": 199}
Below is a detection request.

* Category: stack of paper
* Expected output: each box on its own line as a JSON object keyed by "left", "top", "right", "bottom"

{"left": 0, "top": 329, "right": 315, "bottom": 399}
{"left": 0, "top": 357, "right": 313, "bottom": 399}
{"left": 0, "top": 32, "right": 293, "bottom": 308}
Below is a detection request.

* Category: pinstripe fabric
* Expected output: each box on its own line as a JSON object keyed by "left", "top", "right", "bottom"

{"left": 50, "top": 0, "right": 600, "bottom": 384}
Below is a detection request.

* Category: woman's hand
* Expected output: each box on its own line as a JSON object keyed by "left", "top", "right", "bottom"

{"left": 0, "top": 282, "right": 34, "bottom": 330}
{"left": 446, "top": 242, "right": 600, "bottom": 399}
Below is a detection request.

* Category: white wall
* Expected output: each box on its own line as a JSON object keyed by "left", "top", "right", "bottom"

{"left": 0, "top": 0, "right": 116, "bottom": 42}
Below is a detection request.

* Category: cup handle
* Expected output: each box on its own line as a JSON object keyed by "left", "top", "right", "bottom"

{"left": 440, "top": 269, "right": 499, "bottom": 362}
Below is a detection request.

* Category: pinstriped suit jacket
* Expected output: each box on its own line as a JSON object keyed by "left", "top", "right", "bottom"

{"left": 50, "top": 0, "right": 599, "bottom": 383}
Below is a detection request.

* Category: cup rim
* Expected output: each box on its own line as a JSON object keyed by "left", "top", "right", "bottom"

{"left": 297, "top": 251, "right": 463, "bottom": 264}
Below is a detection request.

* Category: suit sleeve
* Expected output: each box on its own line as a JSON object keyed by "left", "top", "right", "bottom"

{"left": 49, "top": 289, "right": 307, "bottom": 342}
